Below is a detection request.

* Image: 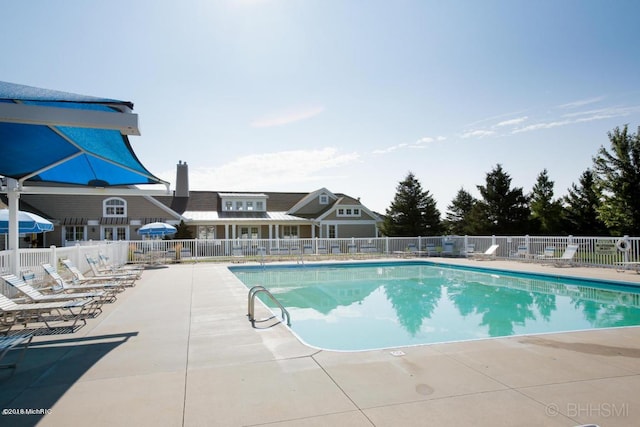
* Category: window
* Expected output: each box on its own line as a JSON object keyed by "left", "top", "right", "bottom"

{"left": 328, "top": 225, "right": 336, "bottom": 238}
{"left": 319, "top": 194, "right": 329, "bottom": 205}
{"left": 240, "top": 226, "right": 259, "bottom": 239}
{"left": 103, "top": 198, "right": 126, "bottom": 217}
{"left": 256, "top": 201, "right": 264, "bottom": 211}
{"left": 246, "top": 201, "right": 254, "bottom": 211}
{"left": 283, "top": 225, "right": 299, "bottom": 238}
{"left": 235, "top": 201, "right": 244, "bottom": 211}
{"left": 198, "top": 226, "right": 215, "bottom": 239}
{"left": 337, "top": 207, "right": 361, "bottom": 217}
{"left": 64, "top": 226, "right": 85, "bottom": 242}
{"left": 225, "top": 201, "right": 233, "bottom": 211}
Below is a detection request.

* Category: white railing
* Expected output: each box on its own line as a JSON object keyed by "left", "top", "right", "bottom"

{"left": 0, "top": 241, "right": 129, "bottom": 298}
{"left": 1, "top": 235, "right": 639, "bottom": 296}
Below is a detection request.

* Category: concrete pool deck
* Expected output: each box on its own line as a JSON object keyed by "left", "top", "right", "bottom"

{"left": 1, "top": 258, "right": 639, "bottom": 426}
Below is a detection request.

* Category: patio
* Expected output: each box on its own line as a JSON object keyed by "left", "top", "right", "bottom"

{"left": 1, "top": 259, "right": 639, "bottom": 426}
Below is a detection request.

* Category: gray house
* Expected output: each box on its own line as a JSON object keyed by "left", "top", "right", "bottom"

{"left": 4, "top": 162, "right": 382, "bottom": 248}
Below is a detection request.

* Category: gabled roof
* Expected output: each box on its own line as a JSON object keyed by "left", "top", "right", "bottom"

{"left": 153, "top": 191, "right": 310, "bottom": 215}
{"left": 287, "top": 187, "right": 338, "bottom": 215}
{"left": 315, "top": 196, "right": 382, "bottom": 222}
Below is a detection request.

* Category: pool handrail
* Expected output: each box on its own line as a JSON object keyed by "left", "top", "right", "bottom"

{"left": 247, "top": 285, "right": 291, "bottom": 327}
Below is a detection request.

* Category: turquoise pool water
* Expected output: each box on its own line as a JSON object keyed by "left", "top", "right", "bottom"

{"left": 230, "top": 261, "right": 640, "bottom": 351}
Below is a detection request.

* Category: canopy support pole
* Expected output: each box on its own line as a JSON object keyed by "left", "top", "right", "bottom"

{"left": 7, "top": 178, "right": 20, "bottom": 274}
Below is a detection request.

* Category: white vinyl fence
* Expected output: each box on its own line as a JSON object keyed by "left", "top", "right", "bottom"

{"left": 1, "top": 235, "right": 639, "bottom": 297}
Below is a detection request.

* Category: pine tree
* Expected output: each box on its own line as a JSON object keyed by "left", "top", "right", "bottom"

{"left": 381, "top": 172, "right": 442, "bottom": 236}
{"left": 563, "top": 169, "right": 609, "bottom": 235}
{"left": 593, "top": 125, "right": 640, "bottom": 235}
{"left": 529, "top": 169, "right": 563, "bottom": 234}
{"left": 475, "top": 164, "right": 530, "bottom": 235}
{"left": 444, "top": 188, "right": 476, "bottom": 235}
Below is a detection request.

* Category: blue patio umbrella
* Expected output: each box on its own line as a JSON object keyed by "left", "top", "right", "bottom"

{"left": 0, "top": 209, "right": 53, "bottom": 234}
{"left": 0, "top": 81, "right": 170, "bottom": 273}
{"left": 138, "top": 222, "right": 177, "bottom": 237}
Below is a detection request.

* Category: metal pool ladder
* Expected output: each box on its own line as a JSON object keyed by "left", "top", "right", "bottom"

{"left": 247, "top": 285, "right": 291, "bottom": 327}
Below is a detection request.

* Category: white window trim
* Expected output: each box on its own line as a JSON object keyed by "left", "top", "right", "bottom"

{"left": 337, "top": 207, "right": 361, "bottom": 217}
{"left": 103, "top": 197, "right": 127, "bottom": 217}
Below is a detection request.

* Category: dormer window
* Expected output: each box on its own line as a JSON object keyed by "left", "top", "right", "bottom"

{"left": 220, "top": 193, "right": 268, "bottom": 212}
{"left": 103, "top": 198, "right": 126, "bottom": 217}
{"left": 337, "top": 207, "right": 361, "bottom": 217}
{"left": 319, "top": 194, "right": 329, "bottom": 205}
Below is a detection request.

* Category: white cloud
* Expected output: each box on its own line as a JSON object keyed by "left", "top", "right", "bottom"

{"left": 511, "top": 120, "right": 572, "bottom": 134}
{"left": 494, "top": 116, "right": 528, "bottom": 127}
{"left": 175, "top": 148, "right": 360, "bottom": 190}
{"left": 372, "top": 135, "right": 445, "bottom": 154}
{"left": 461, "top": 129, "right": 495, "bottom": 138}
{"left": 250, "top": 105, "right": 325, "bottom": 128}
{"left": 556, "top": 96, "right": 605, "bottom": 109}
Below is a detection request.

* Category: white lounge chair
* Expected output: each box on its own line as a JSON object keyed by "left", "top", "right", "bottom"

{"left": 0, "top": 292, "right": 95, "bottom": 331}
{"left": 45, "top": 263, "right": 125, "bottom": 296}
{"left": 1, "top": 274, "right": 106, "bottom": 315}
{"left": 85, "top": 255, "right": 140, "bottom": 281}
{"left": 542, "top": 244, "right": 579, "bottom": 267}
{"left": 471, "top": 244, "right": 499, "bottom": 260}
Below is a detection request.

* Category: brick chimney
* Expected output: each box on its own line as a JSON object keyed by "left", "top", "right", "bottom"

{"left": 175, "top": 160, "right": 189, "bottom": 197}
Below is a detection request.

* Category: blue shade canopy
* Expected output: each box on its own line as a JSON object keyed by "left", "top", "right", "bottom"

{"left": 0, "top": 81, "right": 166, "bottom": 187}
{"left": 0, "top": 209, "right": 54, "bottom": 234}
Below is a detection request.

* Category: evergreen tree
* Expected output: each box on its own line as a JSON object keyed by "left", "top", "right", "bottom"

{"left": 563, "top": 169, "right": 609, "bottom": 235}
{"left": 444, "top": 188, "right": 476, "bottom": 235}
{"left": 381, "top": 172, "right": 442, "bottom": 236}
{"left": 593, "top": 125, "right": 640, "bottom": 235}
{"left": 475, "top": 164, "right": 530, "bottom": 235}
{"left": 529, "top": 169, "right": 563, "bottom": 234}
{"left": 174, "top": 220, "right": 193, "bottom": 239}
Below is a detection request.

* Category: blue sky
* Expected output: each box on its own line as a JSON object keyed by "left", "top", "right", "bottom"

{"left": 2, "top": 0, "right": 639, "bottom": 213}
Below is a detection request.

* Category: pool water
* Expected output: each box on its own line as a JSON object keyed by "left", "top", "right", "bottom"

{"left": 231, "top": 261, "right": 640, "bottom": 351}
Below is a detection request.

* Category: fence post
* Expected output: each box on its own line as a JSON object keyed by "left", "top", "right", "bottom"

{"left": 50, "top": 245, "right": 57, "bottom": 271}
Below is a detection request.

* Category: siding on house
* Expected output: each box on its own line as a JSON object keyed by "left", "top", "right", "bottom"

{"left": 7, "top": 182, "right": 381, "bottom": 246}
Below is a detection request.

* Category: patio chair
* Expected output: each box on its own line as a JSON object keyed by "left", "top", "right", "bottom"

{"left": 44, "top": 263, "right": 124, "bottom": 296}
{"left": 510, "top": 244, "right": 530, "bottom": 260}
{"left": 542, "top": 244, "right": 579, "bottom": 267}
{"left": 441, "top": 242, "right": 455, "bottom": 257}
{"left": 470, "top": 244, "right": 500, "bottom": 260}
{"left": 1, "top": 274, "right": 107, "bottom": 312}
{"left": 536, "top": 246, "right": 556, "bottom": 260}
{"left": 98, "top": 252, "right": 143, "bottom": 274}
{"left": 424, "top": 243, "right": 438, "bottom": 256}
{"left": 0, "top": 292, "right": 95, "bottom": 331}
{"left": 406, "top": 243, "right": 426, "bottom": 257}
{"left": 464, "top": 244, "right": 476, "bottom": 257}
{"left": 60, "top": 259, "right": 135, "bottom": 288}
{"left": 85, "top": 255, "right": 141, "bottom": 281}
{"left": 0, "top": 332, "right": 33, "bottom": 370}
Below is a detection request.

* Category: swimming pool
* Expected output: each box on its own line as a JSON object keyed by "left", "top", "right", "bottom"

{"left": 231, "top": 261, "right": 640, "bottom": 351}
